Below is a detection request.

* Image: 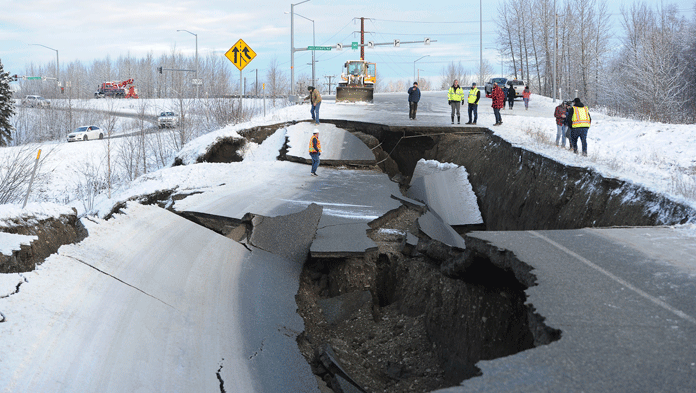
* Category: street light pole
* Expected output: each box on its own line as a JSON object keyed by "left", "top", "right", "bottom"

{"left": 553, "top": 0, "right": 557, "bottom": 103}
{"left": 177, "top": 29, "right": 198, "bottom": 98}
{"left": 480, "top": 0, "right": 483, "bottom": 85}
{"left": 290, "top": 0, "right": 310, "bottom": 99}
{"left": 413, "top": 55, "right": 430, "bottom": 83}
{"left": 30, "top": 43, "right": 59, "bottom": 86}
{"left": 294, "top": 13, "right": 315, "bottom": 89}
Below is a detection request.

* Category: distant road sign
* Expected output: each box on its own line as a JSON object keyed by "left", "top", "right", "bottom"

{"left": 25, "top": 76, "right": 41, "bottom": 80}
{"left": 226, "top": 39, "right": 257, "bottom": 71}
{"left": 191, "top": 79, "right": 203, "bottom": 85}
{"left": 351, "top": 42, "right": 358, "bottom": 50}
{"left": 308, "top": 46, "right": 332, "bottom": 51}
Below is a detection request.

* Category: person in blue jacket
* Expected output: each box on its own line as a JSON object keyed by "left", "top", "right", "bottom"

{"left": 407, "top": 82, "right": 421, "bottom": 120}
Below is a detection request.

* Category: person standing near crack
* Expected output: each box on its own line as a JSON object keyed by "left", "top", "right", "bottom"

{"left": 566, "top": 97, "right": 592, "bottom": 156}
{"left": 491, "top": 82, "right": 504, "bottom": 126}
{"left": 447, "top": 79, "right": 465, "bottom": 124}
{"left": 465, "top": 82, "right": 480, "bottom": 125}
{"left": 407, "top": 81, "right": 421, "bottom": 120}
{"left": 309, "top": 129, "right": 321, "bottom": 176}
{"left": 304, "top": 86, "right": 322, "bottom": 125}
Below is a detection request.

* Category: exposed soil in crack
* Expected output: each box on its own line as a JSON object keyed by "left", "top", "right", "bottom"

{"left": 295, "top": 202, "right": 553, "bottom": 392}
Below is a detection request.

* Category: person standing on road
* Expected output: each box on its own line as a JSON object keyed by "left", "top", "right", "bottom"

{"left": 491, "top": 82, "right": 504, "bottom": 126}
{"left": 309, "top": 129, "right": 321, "bottom": 176}
{"left": 554, "top": 101, "right": 569, "bottom": 147}
{"left": 507, "top": 84, "right": 516, "bottom": 110}
{"left": 304, "top": 86, "right": 322, "bottom": 125}
{"left": 407, "top": 81, "right": 421, "bottom": 120}
{"left": 566, "top": 97, "right": 592, "bottom": 156}
{"left": 502, "top": 85, "right": 508, "bottom": 110}
{"left": 523, "top": 86, "right": 531, "bottom": 110}
{"left": 466, "top": 82, "right": 480, "bottom": 125}
{"left": 447, "top": 79, "right": 465, "bottom": 124}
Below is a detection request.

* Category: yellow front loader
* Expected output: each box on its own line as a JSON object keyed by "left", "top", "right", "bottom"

{"left": 336, "top": 60, "right": 376, "bottom": 103}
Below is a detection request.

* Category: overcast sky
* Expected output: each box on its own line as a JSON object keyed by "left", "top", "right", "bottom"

{"left": 1, "top": 0, "right": 694, "bottom": 86}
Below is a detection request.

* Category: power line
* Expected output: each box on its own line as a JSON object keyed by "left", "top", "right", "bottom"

{"left": 372, "top": 18, "right": 494, "bottom": 24}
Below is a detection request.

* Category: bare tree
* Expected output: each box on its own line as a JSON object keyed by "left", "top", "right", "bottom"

{"left": 440, "top": 62, "right": 468, "bottom": 89}
{"left": 0, "top": 145, "right": 51, "bottom": 204}
{"left": 266, "top": 56, "right": 288, "bottom": 102}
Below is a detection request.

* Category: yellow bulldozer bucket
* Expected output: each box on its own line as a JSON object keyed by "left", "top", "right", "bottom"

{"left": 336, "top": 86, "right": 374, "bottom": 103}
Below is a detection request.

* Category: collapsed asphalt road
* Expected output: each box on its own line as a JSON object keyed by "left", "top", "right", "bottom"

{"left": 2, "top": 107, "right": 695, "bottom": 393}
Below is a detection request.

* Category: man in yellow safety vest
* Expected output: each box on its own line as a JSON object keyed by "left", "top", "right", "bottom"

{"left": 465, "top": 82, "right": 480, "bottom": 125}
{"left": 309, "top": 129, "right": 322, "bottom": 176}
{"left": 565, "top": 97, "right": 592, "bottom": 156}
{"left": 447, "top": 80, "right": 465, "bottom": 124}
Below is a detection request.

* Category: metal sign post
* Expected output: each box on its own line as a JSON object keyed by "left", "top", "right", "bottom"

{"left": 22, "top": 149, "right": 41, "bottom": 209}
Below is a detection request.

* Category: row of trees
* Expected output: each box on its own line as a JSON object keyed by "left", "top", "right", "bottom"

{"left": 495, "top": 0, "right": 695, "bottom": 122}
{"left": 15, "top": 49, "right": 298, "bottom": 101}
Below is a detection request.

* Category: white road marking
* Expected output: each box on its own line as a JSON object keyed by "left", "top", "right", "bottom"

{"left": 529, "top": 231, "right": 696, "bottom": 325}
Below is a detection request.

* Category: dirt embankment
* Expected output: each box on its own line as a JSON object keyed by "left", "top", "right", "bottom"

{"left": 326, "top": 120, "right": 694, "bottom": 229}
{"left": 0, "top": 210, "right": 85, "bottom": 273}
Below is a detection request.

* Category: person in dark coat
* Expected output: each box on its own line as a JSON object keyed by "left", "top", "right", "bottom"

{"left": 491, "top": 83, "right": 505, "bottom": 126}
{"left": 507, "top": 84, "right": 516, "bottom": 109}
{"left": 407, "top": 82, "right": 421, "bottom": 120}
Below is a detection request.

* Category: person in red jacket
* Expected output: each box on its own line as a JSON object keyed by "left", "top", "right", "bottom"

{"left": 491, "top": 83, "right": 504, "bottom": 126}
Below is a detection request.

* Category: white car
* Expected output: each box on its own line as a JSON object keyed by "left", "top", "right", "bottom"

{"left": 67, "top": 125, "right": 104, "bottom": 142}
{"left": 506, "top": 79, "right": 526, "bottom": 98}
{"left": 158, "top": 112, "right": 179, "bottom": 128}
{"left": 22, "top": 95, "right": 51, "bottom": 107}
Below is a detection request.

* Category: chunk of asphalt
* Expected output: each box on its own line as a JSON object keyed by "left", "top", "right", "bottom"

{"left": 407, "top": 162, "right": 483, "bottom": 226}
{"left": 248, "top": 203, "right": 323, "bottom": 265}
{"left": 417, "top": 210, "right": 467, "bottom": 250}
{"left": 390, "top": 194, "right": 427, "bottom": 212}
{"left": 310, "top": 223, "right": 378, "bottom": 259}
{"left": 225, "top": 224, "right": 248, "bottom": 243}
{"left": 333, "top": 374, "right": 365, "bottom": 393}
{"left": 400, "top": 232, "right": 420, "bottom": 255}
{"left": 317, "top": 290, "right": 372, "bottom": 325}
{"left": 319, "top": 344, "right": 366, "bottom": 393}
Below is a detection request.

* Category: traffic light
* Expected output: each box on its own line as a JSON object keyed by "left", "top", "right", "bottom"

{"left": 157, "top": 67, "right": 163, "bottom": 74}
{"left": 11, "top": 74, "right": 18, "bottom": 82}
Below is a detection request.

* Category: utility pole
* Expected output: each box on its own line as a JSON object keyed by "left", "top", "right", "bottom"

{"left": 324, "top": 75, "right": 336, "bottom": 95}
{"left": 360, "top": 17, "right": 365, "bottom": 60}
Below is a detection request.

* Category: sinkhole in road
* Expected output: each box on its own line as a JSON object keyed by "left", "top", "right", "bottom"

{"left": 294, "top": 201, "right": 560, "bottom": 393}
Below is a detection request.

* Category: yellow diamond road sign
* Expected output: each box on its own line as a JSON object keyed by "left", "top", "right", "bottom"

{"left": 226, "top": 39, "right": 257, "bottom": 71}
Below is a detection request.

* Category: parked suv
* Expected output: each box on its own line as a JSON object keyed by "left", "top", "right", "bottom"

{"left": 484, "top": 78, "right": 507, "bottom": 97}
{"left": 22, "top": 95, "right": 51, "bottom": 107}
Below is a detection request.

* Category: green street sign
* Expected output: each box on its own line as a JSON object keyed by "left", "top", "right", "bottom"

{"left": 307, "top": 46, "right": 332, "bottom": 51}
{"left": 26, "top": 76, "right": 42, "bottom": 80}
{"left": 351, "top": 42, "right": 358, "bottom": 50}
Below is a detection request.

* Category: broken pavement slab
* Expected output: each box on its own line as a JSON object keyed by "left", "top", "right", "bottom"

{"left": 0, "top": 203, "right": 319, "bottom": 392}
{"left": 407, "top": 159, "right": 483, "bottom": 227}
{"left": 417, "top": 210, "right": 467, "bottom": 250}
{"left": 311, "top": 222, "right": 378, "bottom": 258}
{"left": 248, "top": 203, "right": 323, "bottom": 265}
{"left": 286, "top": 122, "right": 376, "bottom": 166}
